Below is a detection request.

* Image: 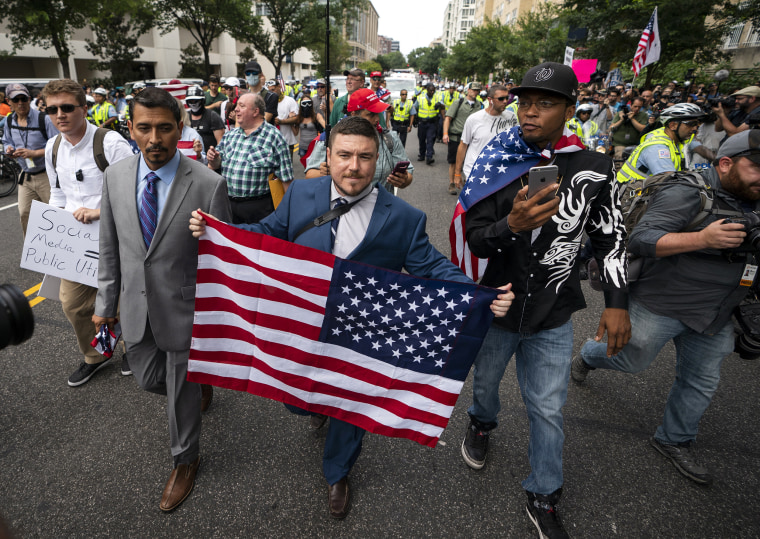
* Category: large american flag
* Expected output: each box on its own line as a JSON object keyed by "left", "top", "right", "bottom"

{"left": 449, "top": 125, "right": 584, "bottom": 280}
{"left": 632, "top": 7, "right": 661, "bottom": 77}
{"left": 187, "top": 216, "right": 499, "bottom": 447}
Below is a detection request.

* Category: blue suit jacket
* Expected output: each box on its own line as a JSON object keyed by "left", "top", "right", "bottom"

{"left": 238, "top": 176, "right": 470, "bottom": 283}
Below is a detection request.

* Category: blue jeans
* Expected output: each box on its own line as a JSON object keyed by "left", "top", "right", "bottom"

{"left": 469, "top": 321, "right": 573, "bottom": 495}
{"left": 579, "top": 299, "right": 733, "bottom": 445}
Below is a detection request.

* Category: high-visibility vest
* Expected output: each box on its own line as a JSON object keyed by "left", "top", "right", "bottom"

{"left": 506, "top": 100, "right": 518, "bottom": 116}
{"left": 443, "top": 90, "right": 460, "bottom": 108}
{"left": 392, "top": 99, "right": 413, "bottom": 122}
{"left": 617, "top": 129, "right": 683, "bottom": 184}
{"left": 566, "top": 119, "right": 583, "bottom": 138}
{"left": 92, "top": 102, "right": 117, "bottom": 129}
{"left": 416, "top": 94, "right": 439, "bottom": 119}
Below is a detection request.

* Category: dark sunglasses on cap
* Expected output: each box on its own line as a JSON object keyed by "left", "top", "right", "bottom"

{"left": 11, "top": 95, "right": 29, "bottom": 103}
{"left": 46, "top": 104, "right": 80, "bottom": 114}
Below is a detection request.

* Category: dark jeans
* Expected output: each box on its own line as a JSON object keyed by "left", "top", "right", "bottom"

{"left": 229, "top": 195, "right": 274, "bottom": 225}
{"left": 391, "top": 121, "right": 409, "bottom": 147}
{"left": 417, "top": 120, "right": 437, "bottom": 160}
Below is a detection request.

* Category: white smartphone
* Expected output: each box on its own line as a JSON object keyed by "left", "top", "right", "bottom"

{"left": 527, "top": 165, "right": 559, "bottom": 204}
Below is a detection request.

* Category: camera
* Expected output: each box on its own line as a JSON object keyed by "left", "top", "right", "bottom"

{"left": 708, "top": 96, "right": 736, "bottom": 109}
{"left": 0, "top": 284, "right": 35, "bottom": 351}
{"left": 724, "top": 211, "right": 760, "bottom": 251}
{"left": 734, "top": 298, "right": 760, "bottom": 360}
{"left": 619, "top": 104, "right": 630, "bottom": 117}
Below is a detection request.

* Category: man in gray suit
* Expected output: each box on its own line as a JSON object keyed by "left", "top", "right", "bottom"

{"left": 93, "top": 88, "right": 231, "bottom": 512}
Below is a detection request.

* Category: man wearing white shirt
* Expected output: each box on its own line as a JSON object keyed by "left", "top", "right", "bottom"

{"left": 266, "top": 79, "right": 299, "bottom": 160}
{"left": 43, "top": 79, "right": 134, "bottom": 387}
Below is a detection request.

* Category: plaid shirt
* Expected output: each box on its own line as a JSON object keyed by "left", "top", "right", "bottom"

{"left": 218, "top": 121, "right": 294, "bottom": 197}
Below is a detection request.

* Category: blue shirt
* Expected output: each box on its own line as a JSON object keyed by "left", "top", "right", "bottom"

{"left": 2, "top": 108, "right": 58, "bottom": 173}
{"left": 136, "top": 150, "right": 181, "bottom": 218}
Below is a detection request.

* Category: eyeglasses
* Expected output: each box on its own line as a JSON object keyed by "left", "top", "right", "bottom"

{"left": 46, "top": 104, "right": 80, "bottom": 114}
{"left": 681, "top": 120, "right": 701, "bottom": 127}
{"left": 517, "top": 100, "right": 563, "bottom": 110}
{"left": 244, "top": 70, "right": 260, "bottom": 76}
{"left": 11, "top": 95, "right": 29, "bottom": 103}
{"left": 371, "top": 77, "right": 382, "bottom": 81}
{"left": 316, "top": 85, "right": 325, "bottom": 88}
{"left": 494, "top": 96, "right": 510, "bottom": 102}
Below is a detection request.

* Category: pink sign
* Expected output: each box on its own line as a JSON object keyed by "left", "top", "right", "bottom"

{"left": 572, "top": 59, "right": 598, "bottom": 83}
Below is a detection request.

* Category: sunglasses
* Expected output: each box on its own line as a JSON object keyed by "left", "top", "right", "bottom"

{"left": 46, "top": 104, "right": 80, "bottom": 114}
{"left": 681, "top": 120, "right": 701, "bottom": 127}
{"left": 316, "top": 85, "right": 326, "bottom": 88}
{"left": 11, "top": 95, "right": 29, "bottom": 103}
{"left": 494, "top": 96, "right": 510, "bottom": 102}
{"left": 371, "top": 77, "right": 382, "bottom": 81}
{"left": 244, "top": 70, "right": 260, "bottom": 76}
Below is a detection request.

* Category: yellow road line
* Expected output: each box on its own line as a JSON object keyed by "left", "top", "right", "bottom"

{"left": 28, "top": 296, "right": 45, "bottom": 307}
{"left": 23, "top": 283, "right": 42, "bottom": 297}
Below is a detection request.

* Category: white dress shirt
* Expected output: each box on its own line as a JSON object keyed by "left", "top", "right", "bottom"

{"left": 330, "top": 181, "right": 378, "bottom": 259}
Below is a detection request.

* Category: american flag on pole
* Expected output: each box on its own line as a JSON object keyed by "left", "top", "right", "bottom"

{"left": 187, "top": 216, "right": 499, "bottom": 447}
{"left": 449, "top": 125, "right": 584, "bottom": 280}
{"left": 276, "top": 74, "right": 286, "bottom": 94}
{"left": 632, "top": 7, "right": 661, "bottom": 76}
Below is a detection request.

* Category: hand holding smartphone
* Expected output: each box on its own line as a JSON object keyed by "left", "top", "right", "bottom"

{"left": 527, "top": 165, "right": 559, "bottom": 204}
{"left": 392, "top": 160, "right": 410, "bottom": 176}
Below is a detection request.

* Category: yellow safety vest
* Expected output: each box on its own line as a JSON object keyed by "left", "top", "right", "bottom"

{"left": 617, "top": 130, "right": 683, "bottom": 184}
{"left": 566, "top": 119, "right": 583, "bottom": 138}
{"left": 392, "top": 99, "right": 413, "bottom": 122}
{"left": 416, "top": 94, "right": 439, "bottom": 120}
{"left": 310, "top": 89, "right": 318, "bottom": 98}
{"left": 443, "top": 91, "right": 460, "bottom": 108}
{"left": 506, "top": 101, "right": 518, "bottom": 116}
{"left": 92, "top": 102, "right": 117, "bottom": 129}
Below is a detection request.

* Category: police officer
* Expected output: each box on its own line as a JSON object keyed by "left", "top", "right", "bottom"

{"left": 391, "top": 89, "right": 414, "bottom": 147}
{"left": 91, "top": 87, "right": 118, "bottom": 130}
{"left": 411, "top": 82, "right": 441, "bottom": 164}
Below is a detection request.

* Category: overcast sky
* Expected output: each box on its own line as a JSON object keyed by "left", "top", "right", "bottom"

{"left": 374, "top": 0, "right": 451, "bottom": 57}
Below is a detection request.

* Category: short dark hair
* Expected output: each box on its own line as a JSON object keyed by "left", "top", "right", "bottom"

{"left": 209, "top": 75, "right": 220, "bottom": 83}
{"left": 488, "top": 84, "right": 507, "bottom": 98}
{"left": 129, "top": 87, "right": 181, "bottom": 124}
{"left": 632, "top": 97, "right": 645, "bottom": 106}
{"left": 328, "top": 116, "right": 379, "bottom": 152}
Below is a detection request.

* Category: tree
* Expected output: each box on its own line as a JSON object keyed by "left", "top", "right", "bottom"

{"left": 562, "top": 0, "right": 733, "bottom": 87}
{"left": 407, "top": 45, "right": 448, "bottom": 76}
{"left": 178, "top": 44, "right": 207, "bottom": 79}
{"left": 0, "top": 0, "right": 89, "bottom": 79}
{"left": 232, "top": 0, "right": 366, "bottom": 78}
{"left": 375, "top": 51, "right": 406, "bottom": 71}
{"left": 154, "top": 0, "right": 252, "bottom": 78}
{"left": 85, "top": 0, "right": 156, "bottom": 86}
{"left": 358, "top": 60, "right": 382, "bottom": 74}
{"left": 309, "top": 32, "right": 351, "bottom": 77}
{"left": 440, "top": 19, "right": 507, "bottom": 81}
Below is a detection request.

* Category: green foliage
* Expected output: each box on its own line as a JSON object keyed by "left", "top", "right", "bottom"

{"left": 85, "top": 0, "right": 155, "bottom": 86}
{"left": 239, "top": 46, "right": 258, "bottom": 65}
{"left": 358, "top": 60, "right": 382, "bottom": 74}
{"left": 233, "top": 0, "right": 366, "bottom": 77}
{"left": 0, "top": 0, "right": 90, "bottom": 79}
{"left": 154, "top": 0, "right": 252, "bottom": 78}
{"left": 440, "top": 19, "right": 504, "bottom": 80}
{"left": 562, "top": 0, "right": 733, "bottom": 87}
{"left": 375, "top": 51, "right": 406, "bottom": 71}
{"left": 407, "top": 45, "right": 447, "bottom": 76}
{"left": 309, "top": 31, "right": 352, "bottom": 78}
{"left": 178, "top": 44, "right": 207, "bottom": 79}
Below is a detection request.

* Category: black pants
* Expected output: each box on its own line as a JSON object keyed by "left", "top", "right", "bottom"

{"left": 417, "top": 120, "right": 436, "bottom": 160}
{"left": 391, "top": 122, "right": 409, "bottom": 147}
{"left": 230, "top": 195, "right": 275, "bottom": 225}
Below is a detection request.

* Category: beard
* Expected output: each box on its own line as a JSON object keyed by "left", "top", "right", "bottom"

{"left": 723, "top": 161, "right": 760, "bottom": 201}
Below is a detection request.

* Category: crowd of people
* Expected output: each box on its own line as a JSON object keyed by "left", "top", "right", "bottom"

{"left": 3, "top": 59, "right": 760, "bottom": 539}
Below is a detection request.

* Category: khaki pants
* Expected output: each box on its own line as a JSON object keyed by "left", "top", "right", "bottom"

{"left": 18, "top": 170, "right": 51, "bottom": 239}
{"left": 59, "top": 279, "right": 101, "bottom": 364}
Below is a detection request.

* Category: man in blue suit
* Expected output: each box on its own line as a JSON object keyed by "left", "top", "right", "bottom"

{"left": 190, "top": 116, "right": 514, "bottom": 519}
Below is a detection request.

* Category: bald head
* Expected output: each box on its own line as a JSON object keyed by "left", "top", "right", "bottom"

{"left": 235, "top": 92, "right": 265, "bottom": 130}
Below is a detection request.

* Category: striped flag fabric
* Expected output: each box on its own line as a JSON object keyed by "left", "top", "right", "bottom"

{"left": 632, "top": 7, "right": 661, "bottom": 76}
{"left": 187, "top": 216, "right": 500, "bottom": 447}
{"left": 449, "top": 125, "right": 584, "bottom": 281}
{"left": 276, "top": 74, "right": 286, "bottom": 94}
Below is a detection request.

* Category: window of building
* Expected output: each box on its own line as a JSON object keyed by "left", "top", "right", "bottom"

{"left": 255, "top": 3, "right": 270, "bottom": 16}
{"left": 723, "top": 23, "right": 744, "bottom": 49}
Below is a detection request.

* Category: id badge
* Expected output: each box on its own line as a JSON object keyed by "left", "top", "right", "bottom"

{"left": 740, "top": 264, "right": 757, "bottom": 287}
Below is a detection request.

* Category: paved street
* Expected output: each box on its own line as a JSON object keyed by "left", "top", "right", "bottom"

{"left": 1, "top": 132, "right": 759, "bottom": 538}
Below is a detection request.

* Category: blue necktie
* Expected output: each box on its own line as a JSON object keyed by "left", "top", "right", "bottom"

{"left": 330, "top": 197, "right": 347, "bottom": 250}
{"left": 139, "top": 172, "right": 159, "bottom": 248}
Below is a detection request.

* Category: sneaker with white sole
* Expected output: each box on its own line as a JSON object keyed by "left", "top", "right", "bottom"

{"left": 68, "top": 357, "right": 112, "bottom": 387}
{"left": 461, "top": 420, "right": 489, "bottom": 470}
{"left": 526, "top": 489, "right": 569, "bottom": 539}
{"left": 120, "top": 354, "right": 132, "bottom": 376}
{"left": 570, "top": 353, "right": 593, "bottom": 383}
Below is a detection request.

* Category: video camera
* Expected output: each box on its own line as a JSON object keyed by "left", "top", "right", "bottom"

{"left": 0, "top": 284, "right": 35, "bottom": 351}
{"left": 708, "top": 95, "right": 736, "bottom": 109}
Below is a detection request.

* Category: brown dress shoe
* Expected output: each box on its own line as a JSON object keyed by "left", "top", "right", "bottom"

{"left": 328, "top": 477, "right": 350, "bottom": 519}
{"left": 201, "top": 384, "right": 213, "bottom": 413}
{"left": 160, "top": 456, "right": 200, "bottom": 512}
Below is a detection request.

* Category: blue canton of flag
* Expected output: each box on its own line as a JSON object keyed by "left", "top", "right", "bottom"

{"left": 459, "top": 126, "right": 544, "bottom": 212}
{"left": 321, "top": 258, "right": 498, "bottom": 383}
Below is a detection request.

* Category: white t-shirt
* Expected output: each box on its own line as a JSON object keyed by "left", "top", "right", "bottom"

{"left": 461, "top": 109, "right": 517, "bottom": 179}
{"left": 277, "top": 95, "right": 300, "bottom": 146}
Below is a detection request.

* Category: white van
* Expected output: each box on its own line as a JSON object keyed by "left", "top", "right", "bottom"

{"left": 384, "top": 76, "right": 417, "bottom": 103}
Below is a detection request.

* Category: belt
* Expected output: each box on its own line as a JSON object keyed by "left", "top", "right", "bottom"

{"left": 229, "top": 193, "right": 270, "bottom": 202}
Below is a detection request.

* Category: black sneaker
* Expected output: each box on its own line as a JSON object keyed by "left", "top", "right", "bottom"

{"left": 650, "top": 437, "right": 712, "bottom": 485}
{"left": 570, "top": 353, "right": 593, "bottom": 383}
{"left": 417, "top": 155, "right": 425, "bottom": 161}
{"left": 121, "top": 354, "right": 132, "bottom": 376}
{"left": 68, "top": 357, "right": 112, "bottom": 387}
{"left": 426, "top": 158, "right": 435, "bottom": 165}
{"left": 461, "top": 420, "right": 489, "bottom": 469}
{"left": 526, "top": 489, "right": 569, "bottom": 539}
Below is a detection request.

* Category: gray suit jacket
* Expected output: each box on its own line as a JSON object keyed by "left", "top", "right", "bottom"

{"left": 95, "top": 153, "right": 232, "bottom": 351}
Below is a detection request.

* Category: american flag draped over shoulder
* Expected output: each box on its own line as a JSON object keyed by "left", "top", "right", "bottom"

{"left": 632, "top": 7, "right": 661, "bottom": 77}
{"left": 187, "top": 216, "right": 500, "bottom": 447}
{"left": 449, "top": 125, "right": 584, "bottom": 281}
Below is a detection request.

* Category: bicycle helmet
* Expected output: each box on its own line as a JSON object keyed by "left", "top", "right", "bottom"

{"left": 660, "top": 103, "right": 705, "bottom": 125}
{"left": 576, "top": 103, "right": 594, "bottom": 114}
{"left": 185, "top": 85, "right": 205, "bottom": 101}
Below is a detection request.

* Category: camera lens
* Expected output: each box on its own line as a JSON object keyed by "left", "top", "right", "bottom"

{"left": 0, "top": 284, "right": 35, "bottom": 350}
{"left": 735, "top": 333, "right": 760, "bottom": 360}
